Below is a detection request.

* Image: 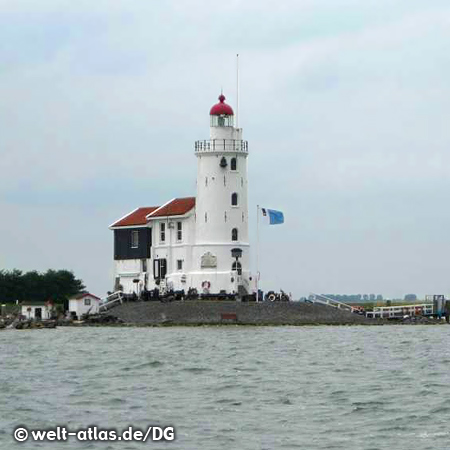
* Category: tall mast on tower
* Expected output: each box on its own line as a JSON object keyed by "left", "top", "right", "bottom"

{"left": 236, "top": 54, "right": 239, "bottom": 129}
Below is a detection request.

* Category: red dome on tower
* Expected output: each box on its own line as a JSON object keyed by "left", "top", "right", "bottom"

{"left": 210, "top": 94, "right": 234, "bottom": 116}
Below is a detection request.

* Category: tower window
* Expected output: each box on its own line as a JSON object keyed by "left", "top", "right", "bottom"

{"left": 232, "top": 261, "right": 242, "bottom": 275}
{"left": 177, "top": 260, "right": 183, "bottom": 271}
{"left": 205, "top": 212, "right": 208, "bottom": 223}
{"left": 224, "top": 211, "right": 227, "bottom": 222}
{"left": 232, "top": 228, "right": 238, "bottom": 241}
{"left": 231, "top": 193, "right": 238, "bottom": 206}
{"left": 177, "top": 222, "right": 182, "bottom": 241}
{"left": 231, "top": 158, "right": 237, "bottom": 171}
{"left": 131, "top": 231, "right": 139, "bottom": 248}
{"left": 160, "top": 223, "right": 165, "bottom": 243}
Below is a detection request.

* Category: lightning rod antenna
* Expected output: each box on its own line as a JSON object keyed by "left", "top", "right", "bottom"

{"left": 236, "top": 53, "right": 239, "bottom": 128}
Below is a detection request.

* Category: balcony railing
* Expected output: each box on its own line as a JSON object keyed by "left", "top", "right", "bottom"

{"left": 195, "top": 139, "right": 248, "bottom": 154}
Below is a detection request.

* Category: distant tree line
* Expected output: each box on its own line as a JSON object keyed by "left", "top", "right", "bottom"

{"left": 0, "top": 269, "right": 85, "bottom": 303}
{"left": 325, "top": 294, "right": 384, "bottom": 303}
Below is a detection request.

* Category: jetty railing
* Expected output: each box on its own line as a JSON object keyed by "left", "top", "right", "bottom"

{"left": 366, "top": 303, "right": 433, "bottom": 319}
{"left": 309, "top": 293, "right": 354, "bottom": 312}
{"left": 99, "top": 291, "right": 123, "bottom": 312}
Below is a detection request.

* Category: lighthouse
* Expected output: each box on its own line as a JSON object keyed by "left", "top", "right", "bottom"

{"left": 110, "top": 93, "right": 251, "bottom": 297}
{"left": 192, "top": 94, "right": 250, "bottom": 294}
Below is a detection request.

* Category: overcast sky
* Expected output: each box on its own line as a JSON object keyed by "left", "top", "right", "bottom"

{"left": 1, "top": 0, "right": 449, "bottom": 299}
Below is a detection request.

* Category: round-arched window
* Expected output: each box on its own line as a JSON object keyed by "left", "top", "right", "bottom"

{"left": 232, "top": 261, "right": 242, "bottom": 275}
{"left": 232, "top": 228, "right": 238, "bottom": 241}
{"left": 231, "top": 157, "right": 237, "bottom": 171}
{"left": 231, "top": 193, "right": 238, "bottom": 206}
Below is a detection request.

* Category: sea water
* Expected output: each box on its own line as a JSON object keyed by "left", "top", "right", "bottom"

{"left": 1, "top": 325, "right": 449, "bottom": 449}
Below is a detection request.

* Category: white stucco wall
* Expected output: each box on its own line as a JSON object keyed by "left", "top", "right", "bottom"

{"left": 150, "top": 214, "right": 195, "bottom": 292}
{"left": 114, "top": 259, "right": 145, "bottom": 294}
{"left": 68, "top": 295, "right": 100, "bottom": 317}
{"left": 195, "top": 128, "right": 248, "bottom": 244}
{"left": 21, "top": 305, "right": 51, "bottom": 320}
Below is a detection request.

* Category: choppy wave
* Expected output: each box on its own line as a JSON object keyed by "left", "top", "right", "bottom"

{"left": 1, "top": 325, "right": 450, "bottom": 449}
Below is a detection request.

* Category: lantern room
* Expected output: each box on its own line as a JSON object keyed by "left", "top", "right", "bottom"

{"left": 210, "top": 94, "right": 234, "bottom": 127}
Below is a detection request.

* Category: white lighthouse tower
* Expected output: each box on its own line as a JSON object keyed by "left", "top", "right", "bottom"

{"left": 192, "top": 94, "right": 251, "bottom": 295}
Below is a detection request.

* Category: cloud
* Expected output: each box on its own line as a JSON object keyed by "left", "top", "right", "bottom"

{"left": 1, "top": 0, "right": 449, "bottom": 297}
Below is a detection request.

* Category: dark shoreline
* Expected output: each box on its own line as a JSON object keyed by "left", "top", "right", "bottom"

{"left": 4, "top": 301, "right": 443, "bottom": 329}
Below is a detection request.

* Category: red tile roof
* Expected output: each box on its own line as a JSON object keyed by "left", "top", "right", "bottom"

{"left": 110, "top": 198, "right": 195, "bottom": 228}
{"left": 111, "top": 207, "right": 159, "bottom": 227}
{"left": 147, "top": 197, "right": 195, "bottom": 218}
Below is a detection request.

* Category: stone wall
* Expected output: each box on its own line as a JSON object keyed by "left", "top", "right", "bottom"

{"left": 109, "top": 301, "right": 378, "bottom": 325}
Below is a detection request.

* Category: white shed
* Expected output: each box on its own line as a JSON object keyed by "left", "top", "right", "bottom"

{"left": 68, "top": 293, "right": 101, "bottom": 318}
{"left": 21, "top": 301, "right": 53, "bottom": 320}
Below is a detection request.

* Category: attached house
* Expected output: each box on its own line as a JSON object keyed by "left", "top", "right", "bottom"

{"left": 110, "top": 197, "right": 196, "bottom": 295}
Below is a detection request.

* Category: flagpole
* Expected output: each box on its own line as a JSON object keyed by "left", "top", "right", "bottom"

{"left": 256, "top": 204, "right": 260, "bottom": 301}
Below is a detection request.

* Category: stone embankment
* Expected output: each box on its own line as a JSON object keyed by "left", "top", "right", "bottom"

{"left": 108, "top": 301, "right": 378, "bottom": 326}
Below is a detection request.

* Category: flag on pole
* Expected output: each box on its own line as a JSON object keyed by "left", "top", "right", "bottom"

{"left": 261, "top": 208, "right": 284, "bottom": 225}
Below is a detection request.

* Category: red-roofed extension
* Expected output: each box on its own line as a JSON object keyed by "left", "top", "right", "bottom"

{"left": 110, "top": 206, "right": 159, "bottom": 228}
{"left": 110, "top": 198, "right": 195, "bottom": 228}
{"left": 147, "top": 197, "right": 196, "bottom": 219}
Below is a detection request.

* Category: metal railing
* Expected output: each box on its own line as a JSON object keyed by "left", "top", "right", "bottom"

{"left": 195, "top": 139, "right": 248, "bottom": 154}
{"left": 99, "top": 291, "right": 123, "bottom": 312}
{"left": 310, "top": 293, "right": 354, "bottom": 312}
{"left": 367, "top": 303, "right": 434, "bottom": 319}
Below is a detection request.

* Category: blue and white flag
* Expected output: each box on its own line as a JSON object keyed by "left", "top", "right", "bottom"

{"left": 261, "top": 208, "right": 284, "bottom": 225}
